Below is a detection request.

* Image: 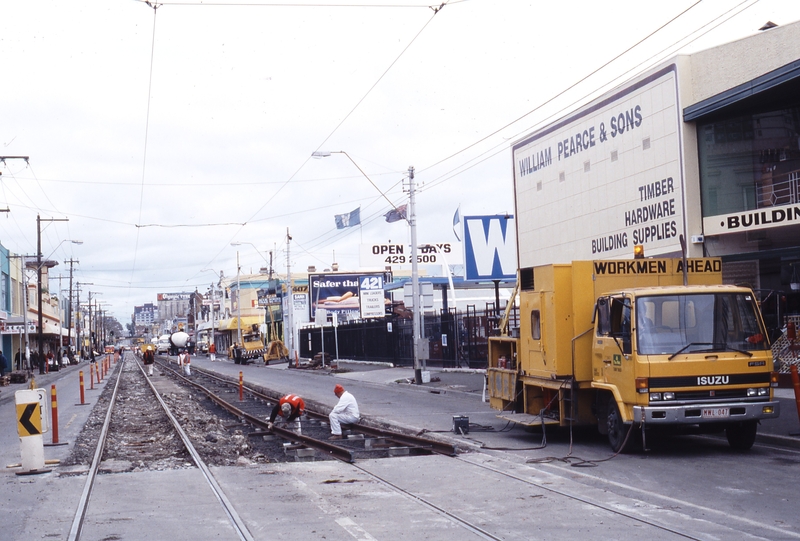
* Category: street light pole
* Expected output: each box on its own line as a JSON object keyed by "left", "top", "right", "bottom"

{"left": 286, "top": 228, "right": 294, "bottom": 361}
{"left": 201, "top": 269, "right": 222, "bottom": 353}
{"left": 236, "top": 251, "right": 242, "bottom": 346}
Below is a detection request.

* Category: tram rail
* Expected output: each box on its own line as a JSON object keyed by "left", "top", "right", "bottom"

{"left": 67, "top": 355, "right": 255, "bottom": 541}
{"left": 153, "top": 356, "right": 457, "bottom": 461}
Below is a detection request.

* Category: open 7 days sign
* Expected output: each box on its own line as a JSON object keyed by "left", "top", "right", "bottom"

{"left": 359, "top": 242, "right": 461, "bottom": 268}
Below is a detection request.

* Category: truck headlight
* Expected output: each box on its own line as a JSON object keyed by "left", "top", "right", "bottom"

{"left": 649, "top": 393, "right": 662, "bottom": 401}
{"left": 758, "top": 388, "right": 768, "bottom": 397}
{"left": 747, "top": 388, "right": 757, "bottom": 397}
{"left": 662, "top": 392, "right": 675, "bottom": 400}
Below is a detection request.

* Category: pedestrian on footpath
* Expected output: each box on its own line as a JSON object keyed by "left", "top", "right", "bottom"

{"left": 209, "top": 342, "right": 217, "bottom": 362}
{"left": 268, "top": 393, "right": 305, "bottom": 434}
{"left": 0, "top": 349, "right": 8, "bottom": 378}
{"left": 143, "top": 346, "right": 155, "bottom": 376}
{"left": 329, "top": 384, "right": 359, "bottom": 440}
{"left": 179, "top": 349, "right": 191, "bottom": 376}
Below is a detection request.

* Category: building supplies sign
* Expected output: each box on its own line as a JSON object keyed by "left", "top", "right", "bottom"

{"left": 512, "top": 65, "right": 684, "bottom": 267}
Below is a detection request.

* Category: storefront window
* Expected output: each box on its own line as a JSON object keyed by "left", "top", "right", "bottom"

{"left": 698, "top": 107, "right": 800, "bottom": 217}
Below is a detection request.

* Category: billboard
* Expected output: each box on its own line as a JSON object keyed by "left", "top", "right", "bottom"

{"left": 511, "top": 65, "right": 684, "bottom": 267}
{"left": 309, "top": 272, "right": 391, "bottom": 320}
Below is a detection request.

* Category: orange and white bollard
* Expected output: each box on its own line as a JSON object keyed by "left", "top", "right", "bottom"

{"left": 90, "top": 364, "right": 95, "bottom": 390}
{"left": 239, "top": 371, "right": 244, "bottom": 402}
{"left": 46, "top": 384, "right": 69, "bottom": 447}
{"left": 50, "top": 385, "right": 59, "bottom": 444}
{"left": 78, "top": 371, "right": 87, "bottom": 405}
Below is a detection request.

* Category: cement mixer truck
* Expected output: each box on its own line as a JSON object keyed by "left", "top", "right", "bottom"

{"left": 168, "top": 330, "right": 190, "bottom": 356}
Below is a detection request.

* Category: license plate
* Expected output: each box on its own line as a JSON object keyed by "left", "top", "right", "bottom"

{"left": 702, "top": 407, "right": 729, "bottom": 418}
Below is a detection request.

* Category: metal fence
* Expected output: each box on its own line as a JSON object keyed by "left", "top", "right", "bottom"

{"left": 298, "top": 303, "right": 514, "bottom": 369}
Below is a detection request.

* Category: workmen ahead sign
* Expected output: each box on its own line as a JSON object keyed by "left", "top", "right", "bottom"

{"left": 463, "top": 215, "right": 517, "bottom": 280}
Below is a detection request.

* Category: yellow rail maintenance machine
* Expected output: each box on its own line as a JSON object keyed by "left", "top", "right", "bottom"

{"left": 488, "top": 257, "right": 780, "bottom": 452}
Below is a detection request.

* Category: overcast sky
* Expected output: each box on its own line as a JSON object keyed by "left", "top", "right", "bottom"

{"left": 3, "top": 0, "right": 800, "bottom": 323}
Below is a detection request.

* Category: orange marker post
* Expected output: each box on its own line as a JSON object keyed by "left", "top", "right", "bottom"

{"left": 79, "top": 371, "right": 86, "bottom": 404}
{"left": 90, "top": 364, "right": 95, "bottom": 390}
{"left": 239, "top": 371, "right": 244, "bottom": 402}
{"left": 51, "top": 385, "right": 59, "bottom": 443}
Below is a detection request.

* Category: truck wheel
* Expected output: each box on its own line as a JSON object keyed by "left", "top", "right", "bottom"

{"left": 726, "top": 421, "right": 757, "bottom": 450}
{"left": 607, "top": 397, "right": 635, "bottom": 453}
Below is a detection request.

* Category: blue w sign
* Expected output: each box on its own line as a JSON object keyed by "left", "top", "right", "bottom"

{"left": 463, "top": 215, "right": 517, "bottom": 280}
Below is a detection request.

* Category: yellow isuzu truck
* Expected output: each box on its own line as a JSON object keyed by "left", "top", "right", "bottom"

{"left": 487, "top": 258, "right": 780, "bottom": 452}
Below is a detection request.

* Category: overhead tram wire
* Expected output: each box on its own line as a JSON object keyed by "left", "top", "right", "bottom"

{"left": 150, "top": 2, "right": 438, "bottom": 7}
{"left": 417, "top": 0, "right": 709, "bottom": 178}
{"left": 162, "top": 0, "right": 451, "bottom": 278}
{"left": 298, "top": 188, "right": 406, "bottom": 255}
{"left": 418, "top": 0, "right": 762, "bottom": 194}
{"left": 130, "top": 1, "right": 161, "bottom": 309}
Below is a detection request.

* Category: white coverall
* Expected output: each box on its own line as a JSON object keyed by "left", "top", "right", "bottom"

{"left": 329, "top": 390, "right": 360, "bottom": 435}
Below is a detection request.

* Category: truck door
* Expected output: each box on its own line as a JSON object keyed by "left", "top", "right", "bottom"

{"left": 595, "top": 296, "right": 637, "bottom": 404}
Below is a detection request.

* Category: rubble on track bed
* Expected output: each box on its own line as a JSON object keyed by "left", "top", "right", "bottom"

{"left": 61, "top": 358, "right": 285, "bottom": 472}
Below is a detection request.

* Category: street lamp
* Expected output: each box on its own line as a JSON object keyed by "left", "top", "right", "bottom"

{"left": 228, "top": 246, "right": 243, "bottom": 346}
{"left": 230, "top": 241, "right": 273, "bottom": 276}
{"left": 200, "top": 269, "right": 222, "bottom": 353}
{"left": 313, "top": 152, "right": 423, "bottom": 383}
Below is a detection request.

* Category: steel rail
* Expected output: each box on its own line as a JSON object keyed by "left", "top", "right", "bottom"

{"left": 178, "top": 362, "right": 457, "bottom": 457}
{"left": 67, "top": 358, "right": 125, "bottom": 541}
{"left": 456, "top": 455, "right": 708, "bottom": 541}
{"left": 351, "top": 462, "right": 503, "bottom": 541}
{"left": 154, "top": 358, "right": 355, "bottom": 462}
{"left": 139, "top": 359, "right": 256, "bottom": 541}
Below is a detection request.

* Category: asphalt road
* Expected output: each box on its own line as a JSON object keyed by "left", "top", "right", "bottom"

{"left": 1, "top": 356, "right": 799, "bottom": 540}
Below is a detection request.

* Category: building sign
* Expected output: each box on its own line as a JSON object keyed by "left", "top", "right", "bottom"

{"left": 309, "top": 273, "right": 390, "bottom": 320}
{"left": 359, "top": 242, "right": 461, "bottom": 268}
{"left": 158, "top": 292, "right": 192, "bottom": 301}
{"left": 2, "top": 323, "right": 37, "bottom": 334}
{"left": 511, "top": 65, "right": 684, "bottom": 266}
{"left": 463, "top": 215, "right": 517, "bottom": 280}
{"left": 703, "top": 204, "right": 800, "bottom": 235}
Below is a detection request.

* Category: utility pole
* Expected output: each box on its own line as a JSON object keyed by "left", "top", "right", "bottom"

{"left": 37, "top": 214, "right": 69, "bottom": 373}
{"left": 236, "top": 251, "right": 242, "bottom": 346}
{"left": 285, "top": 228, "right": 294, "bottom": 361}
{"left": 66, "top": 258, "right": 79, "bottom": 356}
{"left": 408, "top": 166, "right": 424, "bottom": 385}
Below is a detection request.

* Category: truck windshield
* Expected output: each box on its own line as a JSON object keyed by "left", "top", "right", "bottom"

{"left": 635, "top": 292, "right": 766, "bottom": 356}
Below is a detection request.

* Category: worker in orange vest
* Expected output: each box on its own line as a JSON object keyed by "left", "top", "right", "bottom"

{"left": 268, "top": 394, "right": 305, "bottom": 433}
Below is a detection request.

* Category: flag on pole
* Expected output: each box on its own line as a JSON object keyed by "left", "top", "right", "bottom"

{"left": 334, "top": 208, "right": 361, "bottom": 229}
{"left": 452, "top": 205, "right": 461, "bottom": 241}
{"left": 384, "top": 204, "right": 407, "bottom": 223}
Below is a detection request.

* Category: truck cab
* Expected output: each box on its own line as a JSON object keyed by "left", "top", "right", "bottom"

{"left": 593, "top": 285, "right": 778, "bottom": 451}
